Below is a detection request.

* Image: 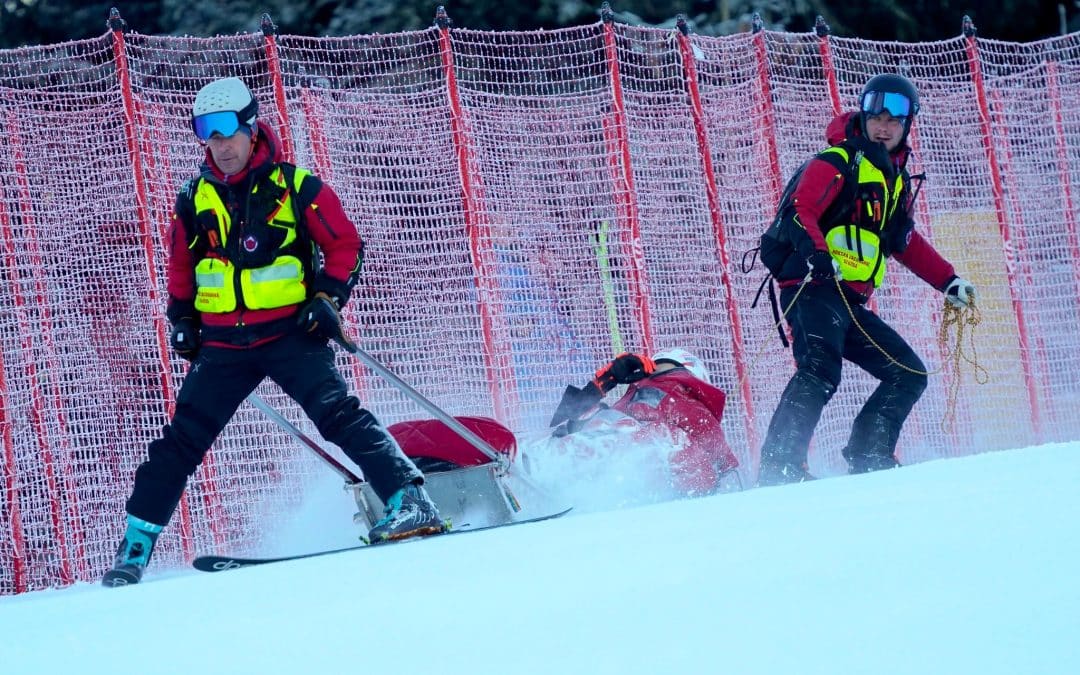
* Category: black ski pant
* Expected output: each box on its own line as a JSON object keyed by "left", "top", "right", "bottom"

{"left": 761, "top": 282, "right": 928, "bottom": 472}
{"left": 126, "top": 332, "right": 421, "bottom": 527}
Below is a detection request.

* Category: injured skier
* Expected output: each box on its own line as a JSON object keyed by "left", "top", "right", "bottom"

{"left": 524, "top": 348, "right": 741, "bottom": 508}
{"left": 387, "top": 349, "right": 740, "bottom": 513}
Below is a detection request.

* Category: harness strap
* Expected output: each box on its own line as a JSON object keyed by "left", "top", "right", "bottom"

{"left": 751, "top": 273, "right": 789, "bottom": 348}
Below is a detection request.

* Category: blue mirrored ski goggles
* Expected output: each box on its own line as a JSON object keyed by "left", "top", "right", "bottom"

{"left": 191, "top": 111, "right": 251, "bottom": 141}
{"left": 860, "top": 91, "right": 914, "bottom": 119}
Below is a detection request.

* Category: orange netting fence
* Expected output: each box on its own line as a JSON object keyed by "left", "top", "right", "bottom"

{"left": 2, "top": 10, "right": 1079, "bottom": 592}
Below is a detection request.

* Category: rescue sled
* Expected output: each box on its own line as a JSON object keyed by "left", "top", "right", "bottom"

{"left": 248, "top": 346, "right": 566, "bottom": 536}
{"left": 351, "top": 416, "right": 530, "bottom": 531}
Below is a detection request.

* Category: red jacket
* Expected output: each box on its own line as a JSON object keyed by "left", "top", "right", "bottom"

{"left": 607, "top": 368, "right": 739, "bottom": 494}
{"left": 788, "top": 111, "right": 955, "bottom": 299}
{"left": 166, "top": 121, "right": 362, "bottom": 348}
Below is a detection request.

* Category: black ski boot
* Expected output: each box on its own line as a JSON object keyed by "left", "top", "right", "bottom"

{"left": 367, "top": 482, "right": 446, "bottom": 543}
{"left": 756, "top": 371, "right": 835, "bottom": 487}
{"left": 101, "top": 515, "right": 164, "bottom": 587}
{"left": 842, "top": 411, "right": 903, "bottom": 475}
{"left": 757, "top": 459, "right": 815, "bottom": 486}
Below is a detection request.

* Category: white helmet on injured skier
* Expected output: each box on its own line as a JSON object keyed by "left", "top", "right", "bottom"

{"left": 651, "top": 347, "right": 710, "bottom": 384}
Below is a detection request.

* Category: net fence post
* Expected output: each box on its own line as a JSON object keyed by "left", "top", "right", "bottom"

{"left": 815, "top": 16, "right": 843, "bottom": 117}
{"left": 963, "top": 15, "right": 1043, "bottom": 442}
{"left": 0, "top": 186, "right": 28, "bottom": 593}
{"left": 674, "top": 15, "right": 759, "bottom": 453}
{"left": 109, "top": 8, "right": 215, "bottom": 560}
{"left": 262, "top": 13, "right": 296, "bottom": 163}
{"left": 435, "top": 6, "right": 517, "bottom": 422}
{"left": 600, "top": 3, "right": 654, "bottom": 354}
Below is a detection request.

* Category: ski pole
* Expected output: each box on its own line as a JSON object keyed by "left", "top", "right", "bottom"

{"left": 247, "top": 393, "right": 363, "bottom": 485}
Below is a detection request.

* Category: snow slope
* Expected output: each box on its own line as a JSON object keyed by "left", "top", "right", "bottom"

{"left": 2, "top": 442, "right": 1078, "bottom": 675}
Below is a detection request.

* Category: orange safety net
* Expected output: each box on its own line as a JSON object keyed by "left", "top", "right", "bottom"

{"left": 1, "top": 20, "right": 1079, "bottom": 592}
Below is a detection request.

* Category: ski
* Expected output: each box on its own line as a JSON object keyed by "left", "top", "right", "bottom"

{"left": 193, "top": 507, "right": 572, "bottom": 572}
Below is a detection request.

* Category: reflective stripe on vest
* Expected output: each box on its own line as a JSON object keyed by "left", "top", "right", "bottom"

{"left": 242, "top": 256, "right": 307, "bottom": 309}
{"left": 819, "top": 146, "right": 904, "bottom": 287}
{"left": 192, "top": 166, "right": 313, "bottom": 313}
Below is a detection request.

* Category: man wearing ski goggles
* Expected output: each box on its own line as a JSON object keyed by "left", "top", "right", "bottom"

{"left": 191, "top": 110, "right": 253, "bottom": 142}
{"left": 756, "top": 72, "right": 977, "bottom": 489}
{"left": 103, "top": 75, "right": 448, "bottom": 588}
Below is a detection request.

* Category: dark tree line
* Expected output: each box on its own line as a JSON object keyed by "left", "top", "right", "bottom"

{"left": 0, "top": 0, "right": 1072, "bottom": 49}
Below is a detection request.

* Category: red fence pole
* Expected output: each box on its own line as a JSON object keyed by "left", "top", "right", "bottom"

{"left": 0, "top": 196, "right": 27, "bottom": 593}
{"left": 1047, "top": 60, "right": 1080, "bottom": 304}
{"left": 675, "top": 17, "right": 758, "bottom": 452}
{"left": 815, "top": 17, "right": 843, "bottom": 117}
{"left": 436, "top": 8, "right": 515, "bottom": 422}
{"left": 3, "top": 110, "right": 75, "bottom": 586}
{"left": 963, "top": 17, "right": 1042, "bottom": 441}
{"left": 751, "top": 18, "right": 783, "bottom": 208}
{"left": 109, "top": 9, "right": 199, "bottom": 557}
{"left": 600, "top": 9, "right": 654, "bottom": 354}
{"left": 262, "top": 14, "right": 296, "bottom": 164}
{"left": 988, "top": 87, "right": 1054, "bottom": 431}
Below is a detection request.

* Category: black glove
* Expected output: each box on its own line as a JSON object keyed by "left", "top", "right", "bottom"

{"left": 297, "top": 292, "right": 357, "bottom": 352}
{"left": 169, "top": 317, "right": 200, "bottom": 361}
{"left": 549, "top": 384, "right": 605, "bottom": 428}
{"left": 806, "top": 250, "right": 840, "bottom": 281}
{"left": 592, "top": 352, "right": 655, "bottom": 394}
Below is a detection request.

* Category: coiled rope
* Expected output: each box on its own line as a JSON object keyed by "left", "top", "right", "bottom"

{"left": 741, "top": 274, "right": 988, "bottom": 433}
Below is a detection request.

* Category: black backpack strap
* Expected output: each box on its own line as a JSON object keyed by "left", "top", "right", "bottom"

{"left": 750, "top": 273, "right": 790, "bottom": 349}
{"left": 741, "top": 245, "right": 761, "bottom": 273}
{"left": 278, "top": 163, "right": 323, "bottom": 216}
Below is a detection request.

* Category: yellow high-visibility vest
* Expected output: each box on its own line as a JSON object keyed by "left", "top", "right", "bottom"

{"left": 818, "top": 146, "right": 905, "bottom": 287}
{"left": 190, "top": 166, "right": 313, "bottom": 313}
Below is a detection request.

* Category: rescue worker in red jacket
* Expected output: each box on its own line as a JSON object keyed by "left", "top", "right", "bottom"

{"left": 103, "top": 77, "right": 443, "bottom": 586}
{"left": 546, "top": 349, "right": 739, "bottom": 496}
{"left": 757, "top": 73, "right": 976, "bottom": 486}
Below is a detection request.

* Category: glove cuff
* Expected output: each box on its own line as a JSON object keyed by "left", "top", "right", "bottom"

{"left": 313, "top": 291, "right": 340, "bottom": 310}
{"left": 166, "top": 298, "right": 198, "bottom": 325}
{"left": 312, "top": 274, "right": 352, "bottom": 309}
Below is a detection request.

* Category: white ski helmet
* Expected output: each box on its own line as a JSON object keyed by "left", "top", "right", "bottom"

{"left": 651, "top": 347, "right": 710, "bottom": 384}
{"left": 191, "top": 77, "right": 258, "bottom": 140}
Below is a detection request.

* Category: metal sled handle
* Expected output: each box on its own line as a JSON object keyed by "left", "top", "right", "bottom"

{"left": 342, "top": 345, "right": 562, "bottom": 507}
{"left": 247, "top": 393, "right": 363, "bottom": 484}
{"left": 344, "top": 344, "right": 509, "bottom": 471}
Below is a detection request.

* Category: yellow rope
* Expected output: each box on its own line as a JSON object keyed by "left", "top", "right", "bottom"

{"left": 938, "top": 300, "right": 990, "bottom": 431}
{"left": 834, "top": 276, "right": 989, "bottom": 431}
{"left": 741, "top": 275, "right": 989, "bottom": 434}
{"left": 834, "top": 276, "right": 939, "bottom": 376}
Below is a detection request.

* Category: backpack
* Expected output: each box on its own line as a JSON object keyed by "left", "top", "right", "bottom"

{"left": 758, "top": 144, "right": 863, "bottom": 278}
{"left": 744, "top": 144, "right": 862, "bottom": 346}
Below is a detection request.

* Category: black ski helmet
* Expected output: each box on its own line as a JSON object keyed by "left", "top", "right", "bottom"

{"left": 859, "top": 73, "right": 920, "bottom": 143}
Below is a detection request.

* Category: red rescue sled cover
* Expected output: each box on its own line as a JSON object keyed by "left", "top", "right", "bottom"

{"left": 388, "top": 416, "right": 517, "bottom": 468}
